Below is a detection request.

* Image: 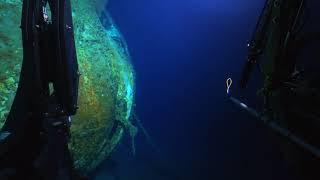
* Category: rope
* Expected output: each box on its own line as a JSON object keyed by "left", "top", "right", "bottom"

{"left": 132, "top": 113, "right": 160, "bottom": 154}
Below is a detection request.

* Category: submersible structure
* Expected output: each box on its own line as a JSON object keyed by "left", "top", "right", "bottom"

{"left": 0, "top": 0, "right": 82, "bottom": 179}
{"left": 229, "top": 0, "right": 320, "bottom": 179}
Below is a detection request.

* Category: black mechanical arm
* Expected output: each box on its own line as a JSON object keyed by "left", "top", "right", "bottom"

{"left": 240, "top": 0, "right": 305, "bottom": 89}
{"left": 228, "top": 0, "right": 320, "bottom": 166}
{"left": 0, "top": 0, "right": 83, "bottom": 179}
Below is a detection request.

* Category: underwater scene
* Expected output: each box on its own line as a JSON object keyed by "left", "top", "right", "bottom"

{"left": 0, "top": 0, "right": 320, "bottom": 179}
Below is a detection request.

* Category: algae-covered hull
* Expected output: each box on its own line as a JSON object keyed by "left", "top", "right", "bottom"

{"left": 0, "top": 0, "right": 136, "bottom": 173}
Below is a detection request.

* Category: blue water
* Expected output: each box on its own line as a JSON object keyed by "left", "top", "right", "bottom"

{"left": 92, "top": 0, "right": 299, "bottom": 179}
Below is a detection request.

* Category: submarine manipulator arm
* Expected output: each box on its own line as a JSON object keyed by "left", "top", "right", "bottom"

{"left": 226, "top": 79, "right": 320, "bottom": 159}
{"left": 227, "top": 0, "right": 320, "bottom": 160}
{"left": 239, "top": 0, "right": 276, "bottom": 89}
{"left": 239, "top": 0, "right": 305, "bottom": 89}
{"left": 0, "top": 0, "right": 82, "bottom": 179}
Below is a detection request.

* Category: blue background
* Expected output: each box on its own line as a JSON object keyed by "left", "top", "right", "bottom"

{"left": 93, "top": 0, "right": 297, "bottom": 179}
